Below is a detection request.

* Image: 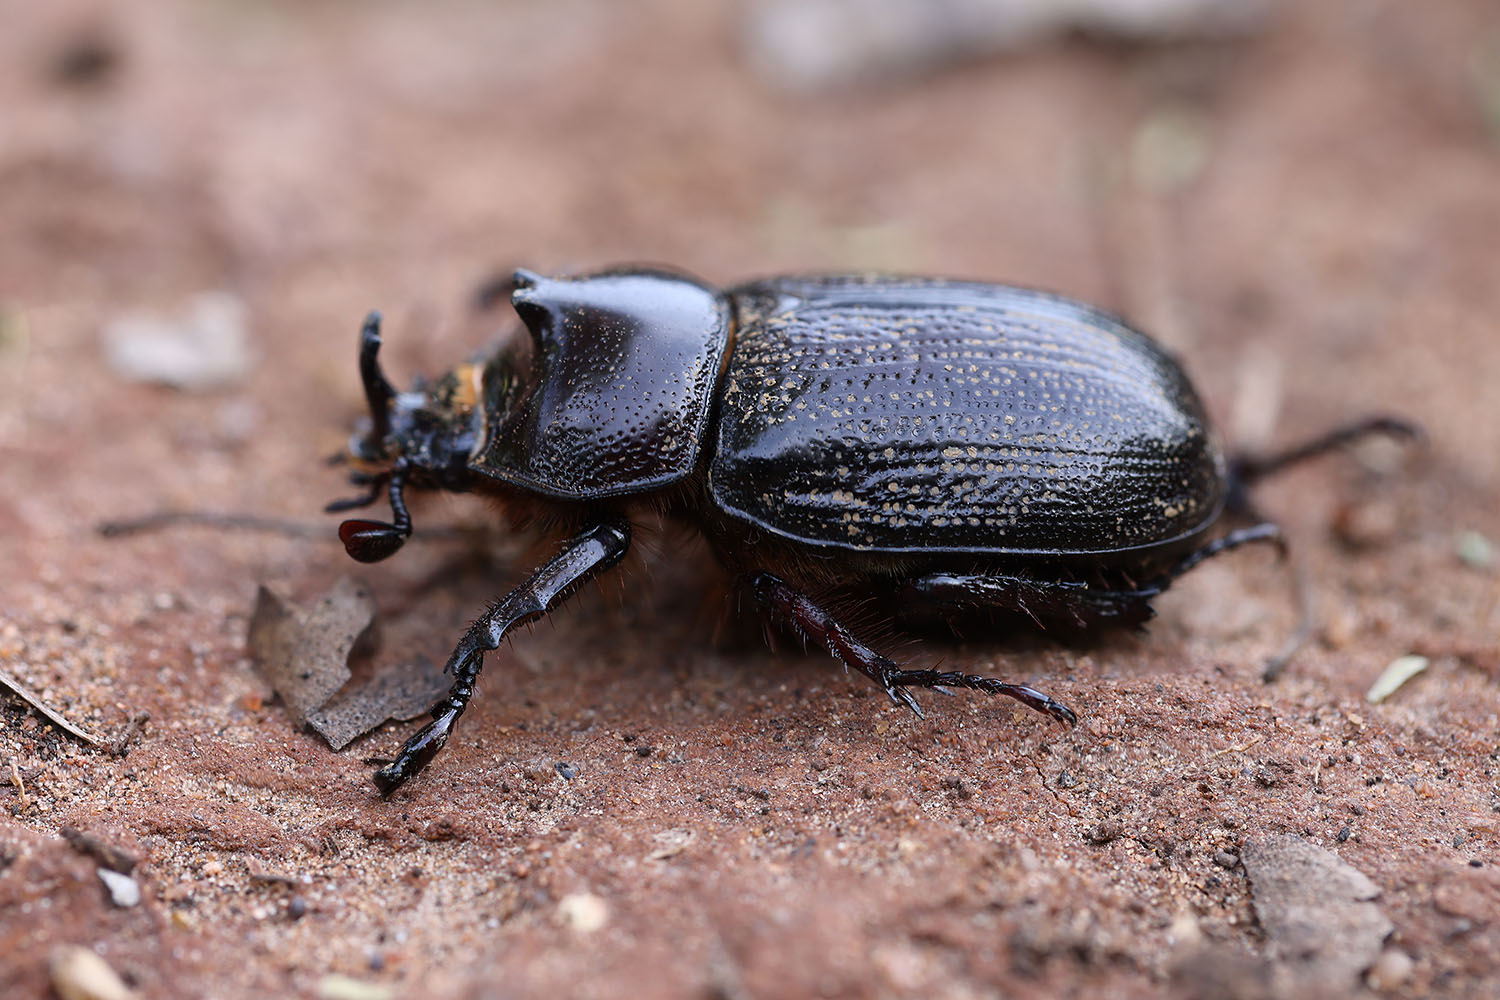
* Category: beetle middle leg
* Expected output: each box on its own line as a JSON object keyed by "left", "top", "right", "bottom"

{"left": 750, "top": 572, "right": 1076, "bottom": 726}
{"left": 371, "top": 519, "right": 632, "bottom": 795}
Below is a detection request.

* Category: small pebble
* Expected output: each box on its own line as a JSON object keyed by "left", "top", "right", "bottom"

{"left": 316, "top": 974, "right": 393, "bottom": 1000}
{"left": 1366, "top": 949, "right": 1414, "bottom": 992}
{"left": 1212, "top": 850, "right": 1239, "bottom": 869}
{"left": 49, "top": 946, "right": 136, "bottom": 1000}
{"left": 102, "top": 291, "right": 253, "bottom": 390}
{"left": 1366, "top": 655, "right": 1428, "bottom": 705}
{"left": 1332, "top": 498, "right": 1399, "bottom": 549}
{"left": 554, "top": 761, "right": 577, "bottom": 780}
{"left": 98, "top": 868, "right": 141, "bottom": 908}
{"left": 557, "top": 892, "right": 609, "bottom": 934}
{"left": 1456, "top": 530, "right": 1494, "bottom": 570}
{"left": 1083, "top": 822, "right": 1121, "bottom": 845}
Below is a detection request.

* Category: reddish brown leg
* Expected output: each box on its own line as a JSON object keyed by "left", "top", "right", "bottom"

{"left": 750, "top": 572, "right": 1076, "bottom": 726}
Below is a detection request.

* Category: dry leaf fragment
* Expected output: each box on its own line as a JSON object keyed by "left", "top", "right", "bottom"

{"left": 304, "top": 656, "right": 448, "bottom": 751}
{"left": 247, "top": 577, "right": 447, "bottom": 748}
{"left": 647, "top": 828, "right": 696, "bottom": 862}
{"left": 1366, "top": 654, "right": 1428, "bottom": 704}
{"left": 60, "top": 826, "right": 139, "bottom": 874}
{"left": 1242, "top": 835, "right": 1393, "bottom": 996}
{"left": 247, "top": 577, "right": 374, "bottom": 725}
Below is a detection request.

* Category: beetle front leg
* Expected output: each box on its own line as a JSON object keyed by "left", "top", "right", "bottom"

{"left": 750, "top": 572, "right": 1075, "bottom": 726}
{"left": 372, "top": 519, "right": 631, "bottom": 795}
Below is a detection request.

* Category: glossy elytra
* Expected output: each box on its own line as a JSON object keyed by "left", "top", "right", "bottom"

{"left": 329, "top": 268, "right": 1416, "bottom": 793}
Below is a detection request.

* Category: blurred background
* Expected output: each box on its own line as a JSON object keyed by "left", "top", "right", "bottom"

{"left": 2, "top": 1, "right": 1498, "bottom": 998}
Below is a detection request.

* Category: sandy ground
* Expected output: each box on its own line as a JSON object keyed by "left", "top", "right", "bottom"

{"left": 2, "top": 1, "right": 1498, "bottom": 997}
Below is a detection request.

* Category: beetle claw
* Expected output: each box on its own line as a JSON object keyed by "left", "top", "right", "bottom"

{"left": 373, "top": 706, "right": 459, "bottom": 795}
{"left": 888, "top": 686, "right": 924, "bottom": 718}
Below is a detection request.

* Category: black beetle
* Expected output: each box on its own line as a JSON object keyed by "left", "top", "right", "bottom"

{"left": 329, "top": 268, "right": 1415, "bottom": 793}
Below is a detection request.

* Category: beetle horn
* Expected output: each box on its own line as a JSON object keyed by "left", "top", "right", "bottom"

{"left": 358, "top": 311, "right": 396, "bottom": 457}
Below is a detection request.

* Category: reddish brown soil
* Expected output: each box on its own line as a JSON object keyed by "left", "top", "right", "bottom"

{"left": 2, "top": 2, "right": 1497, "bottom": 998}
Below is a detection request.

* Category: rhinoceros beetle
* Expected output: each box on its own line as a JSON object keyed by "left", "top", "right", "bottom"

{"left": 328, "top": 268, "right": 1416, "bottom": 793}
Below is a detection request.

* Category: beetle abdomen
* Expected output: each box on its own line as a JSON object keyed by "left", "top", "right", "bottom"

{"left": 708, "top": 276, "right": 1225, "bottom": 555}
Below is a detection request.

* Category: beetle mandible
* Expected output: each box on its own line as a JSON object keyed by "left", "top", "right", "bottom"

{"left": 328, "top": 268, "right": 1414, "bottom": 793}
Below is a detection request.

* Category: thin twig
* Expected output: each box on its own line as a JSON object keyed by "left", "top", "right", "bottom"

{"left": 1211, "top": 734, "right": 1266, "bottom": 757}
{"left": 96, "top": 511, "right": 330, "bottom": 539}
{"left": 60, "top": 826, "right": 140, "bottom": 874}
{"left": 10, "top": 759, "right": 29, "bottom": 808}
{"left": 0, "top": 666, "right": 102, "bottom": 746}
{"left": 108, "top": 711, "right": 150, "bottom": 757}
{"left": 96, "top": 509, "right": 474, "bottom": 541}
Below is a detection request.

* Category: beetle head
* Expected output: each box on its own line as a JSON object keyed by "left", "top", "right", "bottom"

{"left": 328, "top": 312, "right": 482, "bottom": 563}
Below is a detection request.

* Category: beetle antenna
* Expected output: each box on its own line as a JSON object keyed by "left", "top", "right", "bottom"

{"left": 358, "top": 312, "right": 396, "bottom": 455}
{"left": 338, "top": 461, "right": 413, "bottom": 562}
{"left": 324, "top": 475, "right": 387, "bottom": 513}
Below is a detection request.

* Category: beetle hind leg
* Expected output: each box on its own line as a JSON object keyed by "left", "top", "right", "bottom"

{"left": 750, "top": 572, "right": 1075, "bottom": 726}
{"left": 906, "top": 523, "right": 1284, "bottom": 635}
{"left": 905, "top": 570, "right": 1170, "bottom": 632}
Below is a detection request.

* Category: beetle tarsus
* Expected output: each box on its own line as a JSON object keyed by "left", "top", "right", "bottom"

{"left": 896, "top": 672, "right": 1079, "bottom": 726}
{"left": 373, "top": 707, "right": 458, "bottom": 795}
{"left": 371, "top": 520, "right": 632, "bottom": 794}
{"left": 751, "top": 572, "right": 1073, "bottom": 728}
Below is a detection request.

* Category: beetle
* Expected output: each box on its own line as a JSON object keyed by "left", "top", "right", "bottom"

{"left": 328, "top": 268, "right": 1415, "bottom": 793}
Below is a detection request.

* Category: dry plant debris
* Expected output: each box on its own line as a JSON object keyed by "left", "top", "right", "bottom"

{"left": 0, "top": 665, "right": 103, "bottom": 747}
{"left": 1242, "top": 835, "right": 1394, "bottom": 996}
{"left": 246, "top": 576, "right": 446, "bottom": 750}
